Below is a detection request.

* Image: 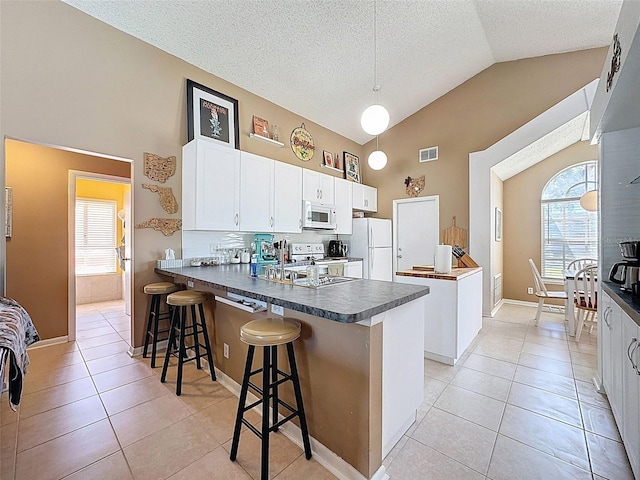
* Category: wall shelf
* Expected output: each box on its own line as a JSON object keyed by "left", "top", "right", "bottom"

{"left": 249, "top": 133, "right": 284, "bottom": 147}
{"left": 320, "top": 164, "right": 345, "bottom": 176}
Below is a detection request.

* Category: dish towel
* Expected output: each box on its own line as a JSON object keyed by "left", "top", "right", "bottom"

{"left": 328, "top": 264, "right": 344, "bottom": 276}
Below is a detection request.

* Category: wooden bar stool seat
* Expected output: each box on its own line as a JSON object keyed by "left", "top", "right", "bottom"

{"left": 143, "top": 282, "right": 180, "bottom": 367}
{"left": 160, "top": 290, "right": 215, "bottom": 395}
{"left": 230, "top": 318, "right": 312, "bottom": 479}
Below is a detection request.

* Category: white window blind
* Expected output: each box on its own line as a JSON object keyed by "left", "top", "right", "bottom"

{"left": 541, "top": 161, "right": 598, "bottom": 279}
{"left": 75, "top": 198, "right": 117, "bottom": 275}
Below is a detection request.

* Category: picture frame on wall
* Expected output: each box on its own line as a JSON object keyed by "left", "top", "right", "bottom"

{"left": 343, "top": 151, "right": 361, "bottom": 183}
{"left": 495, "top": 207, "right": 502, "bottom": 242}
{"left": 323, "top": 150, "right": 334, "bottom": 168}
{"left": 187, "top": 79, "right": 239, "bottom": 149}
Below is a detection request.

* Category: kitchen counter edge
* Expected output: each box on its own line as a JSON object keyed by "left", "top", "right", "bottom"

{"left": 155, "top": 266, "right": 429, "bottom": 323}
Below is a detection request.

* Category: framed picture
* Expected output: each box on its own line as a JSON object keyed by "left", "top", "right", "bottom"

{"left": 495, "top": 207, "right": 502, "bottom": 242}
{"left": 343, "top": 152, "right": 361, "bottom": 183}
{"left": 323, "top": 150, "right": 334, "bottom": 168}
{"left": 187, "top": 79, "right": 239, "bottom": 149}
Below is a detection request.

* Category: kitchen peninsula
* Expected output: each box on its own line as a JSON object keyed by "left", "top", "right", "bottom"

{"left": 156, "top": 264, "right": 429, "bottom": 480}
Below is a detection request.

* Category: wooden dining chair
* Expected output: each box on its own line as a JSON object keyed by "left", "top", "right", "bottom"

{"left": 567, "top": 258, "right": 597, "bottom": 271}
{"left": 573, "top": 264, "right": 598, "bottom": 342}
{"left": 529, "top": 259, "right": 569, "bottom": 325}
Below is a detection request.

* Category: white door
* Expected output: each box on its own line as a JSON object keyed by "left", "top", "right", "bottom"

{"left": 393, "top": 196, "right": 439, "bottom": 273}
{"left": 123, "top": 189, "right": 131, "bottom": 316}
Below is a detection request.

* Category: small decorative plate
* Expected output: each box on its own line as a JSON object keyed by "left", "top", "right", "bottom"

{"left": 290, "top": 123, "right": 315, "bottom": 161}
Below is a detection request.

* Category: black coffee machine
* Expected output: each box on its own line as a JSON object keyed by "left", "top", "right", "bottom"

{"left": 609, "top": 240, "right": 640, "bottom": 292}
{"left": 328, "top": 240, "right": 346, "bottom": 258}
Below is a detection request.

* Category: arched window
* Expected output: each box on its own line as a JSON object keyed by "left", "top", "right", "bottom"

{"left": 541, "top": 161, "right": 598, "bottom": 279}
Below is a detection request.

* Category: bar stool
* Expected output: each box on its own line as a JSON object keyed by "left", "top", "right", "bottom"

{"left": 143, "top": 282, "right": 180, "bottom": 367}
{"left": 230, "top": 318, "right": 312, "bottom": 479}
{"left": 160, "top": 290, "right": 216, "bottom": 395}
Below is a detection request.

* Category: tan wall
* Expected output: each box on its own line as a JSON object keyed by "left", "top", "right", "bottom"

{"left": 0, "top": 1, "right": 362, "bottom": 346}
{"left": 5, "top": 140, "right": 131, "bottom": 340}
{"left": 503, "top": 141, "right": 598, "bottom": 302}
{"left": 362, "top": 49, "right": 607, "bottom": 237}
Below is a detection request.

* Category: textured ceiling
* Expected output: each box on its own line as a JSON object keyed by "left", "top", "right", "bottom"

{"left": 62, "top": 0, "right": 622, "bottom": 145}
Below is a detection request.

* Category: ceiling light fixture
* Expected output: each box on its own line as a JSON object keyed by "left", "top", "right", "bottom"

{"left": 579, "top": 189, "right": 598, "bottom": 211}
{"left": 361, "top": 0, "right": 389, "bottom": 137}
{"left": 368, "top": 136, "right": 387, "bottom": 170}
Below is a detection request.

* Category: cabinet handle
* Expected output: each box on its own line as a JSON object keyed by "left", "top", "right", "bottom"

{"left": 320, "top": 189, "right": 323, "bottom": 199}
{"left": 603, "top": 306, "right": 612, "bottom": 330}
{"left": 627, "top": 337, "right": 637, "bottom": 368}
{"left": 270, "top": 217, "right": 274, "bottom": 227}
{"left": 235, "top": 213, "right": 239, "bottom": 225}
{"left": 299, "top": 218, "right": 302, "bottom": 229}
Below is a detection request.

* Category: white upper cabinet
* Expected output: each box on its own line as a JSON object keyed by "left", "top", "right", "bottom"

{"left": 302, "top": 169, "right": 335, "bottom": 204}
{"left": 274, "top": 162, "right": 303, "bottom": 233}
{"left": 239, "top": 151, "right": 274, "bottom": 232}
{"left": 353, "top": 183, "right": 377, "bottom": 212}
{"left": 182, "top": 139, "right": 240, "bottom": 231}
{"left": 334, "top": 178, "right": 353, "bottom": 234}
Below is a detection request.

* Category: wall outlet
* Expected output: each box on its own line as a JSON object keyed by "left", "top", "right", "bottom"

{"left": 187, "top": 280, "right": 194, "bottom": 288}
{"left": 223, "top": 343, "right": 229, "bottom": 359}
{"left": 271, "top": 304, "right": 284, "bottom": 316}
{"left": 527, "top": 287, "right": 534, "bottom": 295}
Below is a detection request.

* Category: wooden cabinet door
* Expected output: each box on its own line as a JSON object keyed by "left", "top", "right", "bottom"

{"left": 274, "top": 162, "right": 302, "bottom": 233}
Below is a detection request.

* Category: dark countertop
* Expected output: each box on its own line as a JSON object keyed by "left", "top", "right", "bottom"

{"left": 602, "top": 281, "right": 640, "bottom": 328}
{"left": 155, "top": 264, "right": 429, "bottom": 323}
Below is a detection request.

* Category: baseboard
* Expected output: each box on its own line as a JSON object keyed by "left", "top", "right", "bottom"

{"left": 205, "top": 360, "right": 388, "bottom": 480}
{"left": 128, "top": 340, "right": 168, "bottom": 358}
{"left": 27, "top": 336, "right": 69, "bottom": 350}
{"left": 490, "top": 299, "right": 505, "bottom": 317}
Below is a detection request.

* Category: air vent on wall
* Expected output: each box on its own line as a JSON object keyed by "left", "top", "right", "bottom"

{"left": 493, "top": 273, "right": 502, "bottom": 307}
{"left": 419, "top": 146, "right": 438, "bottom": 163}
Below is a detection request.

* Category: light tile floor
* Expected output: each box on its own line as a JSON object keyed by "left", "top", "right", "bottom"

{"left": 0, "top": 301, "right": 634, "bottom": 479}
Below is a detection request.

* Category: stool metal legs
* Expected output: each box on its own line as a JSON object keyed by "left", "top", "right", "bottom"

{"left": 160, "top": 303, "right": 215, "bottom": 396}
{"left": 230, "top": 342, "right": 311, "bottom": 479}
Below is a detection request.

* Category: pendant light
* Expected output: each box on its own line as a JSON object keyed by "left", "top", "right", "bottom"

{"left": 579, "top": 190, "right": 598, "bottom": 211}
{"left": 362, "top": 0, "right": 389, "bottom": 169}
{"left": 368, "top": 136, "right": 387, "bottom": 170}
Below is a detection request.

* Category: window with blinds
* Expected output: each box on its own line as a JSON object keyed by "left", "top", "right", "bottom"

{"left": 541, "top": 161, "right": 598, "bottom": 279}
{"left": 75, "top": 198, "right": 117, "bottom": 275}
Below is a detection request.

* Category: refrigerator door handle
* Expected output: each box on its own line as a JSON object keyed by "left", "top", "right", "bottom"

{"left": 370, "top": 225, "right": 375, "bottom": 249}
{"left": 371, "top": 247, "right": 375, "bottom": 271}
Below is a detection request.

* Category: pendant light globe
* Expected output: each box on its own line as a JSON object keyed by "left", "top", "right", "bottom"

{"left": 368, "top": 150, "right": 387, "bottom": 170}
{"left": 361, "top": 104, "right": 390, "bottom": 135}
{"left": 579, "top": 189, "right": 598, "bottom": 211}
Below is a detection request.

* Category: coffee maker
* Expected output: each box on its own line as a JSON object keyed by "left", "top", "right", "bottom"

{"left": 609, "top": 241, "right": 640, "bottom": 291}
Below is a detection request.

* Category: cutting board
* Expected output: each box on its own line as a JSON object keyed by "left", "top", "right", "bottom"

{"left": 442, "top": 216, "right": 467, "bottom": 249}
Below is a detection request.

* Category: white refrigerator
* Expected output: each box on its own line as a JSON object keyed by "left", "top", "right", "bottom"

{"left": 350, "top": 218, "right": 393, "bottom": 281}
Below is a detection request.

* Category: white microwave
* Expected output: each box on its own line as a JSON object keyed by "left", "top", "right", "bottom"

{"left": 302, "top": 200, "right": 336, "bottom": 230}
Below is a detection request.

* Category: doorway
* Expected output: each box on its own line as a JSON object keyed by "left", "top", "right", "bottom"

{"left": 392, "top": 196, "right": 440, "bottom": 274}
{"left": 4, "top": 139, "right": 132, "bottom": 344}
{"left": 70, "top": 172, "right": 132, "bottom": 343}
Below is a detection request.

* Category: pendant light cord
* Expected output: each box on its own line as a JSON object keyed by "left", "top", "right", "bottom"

{"left": 374, "top": 0, "right": 379, "bottom": 103}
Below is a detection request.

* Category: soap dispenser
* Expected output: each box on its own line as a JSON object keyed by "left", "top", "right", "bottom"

{"left": 306, "top": 259, "right": 319, "bottom": 287}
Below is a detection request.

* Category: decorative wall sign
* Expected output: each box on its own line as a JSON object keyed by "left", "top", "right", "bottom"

{"left": 323, "top": 150, "right": 334, "bottom": 168}
{"left": 142, "top": 184, "right": 178, "bottom": 214}
{"left": 5, "top": 187, "right": 12, "bottom": 238}
{"left": 606, "top": 33, "right": 622, "bottom": 93}
{"left": 290, "top": 123, "right": 315, "bottom": 161}
{"left": 252, "top": 115, "right": 270, "bottom": 138}
{"left": 404, "top": 176, "right": 425, "bottom": 197}
{"left": 144, "top": 153, "right": 176, "bottom": 183}
{"left": 343, "top": 152, "right": 361, "bottom": 183}
{"left": 187, "top": 79, "right": 239, "bottom": 149}
{"left": 135, "top": 218, "right": 182, "bottom": 236}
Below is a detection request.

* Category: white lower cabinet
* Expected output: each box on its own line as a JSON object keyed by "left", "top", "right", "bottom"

{"left": 600, "top": 290, "right": 640, "bottom": 478}
{"left": 334, "top": 178, "right": 353, "bottom": 234}
{"left": 345, "top": 260, "right": 363, "bottom": 279}
{"left": 621, "top": 310, "right": 640, "bottom": 478}
{"left": 183, "top": 139, "right": 240, "bottom": 231}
